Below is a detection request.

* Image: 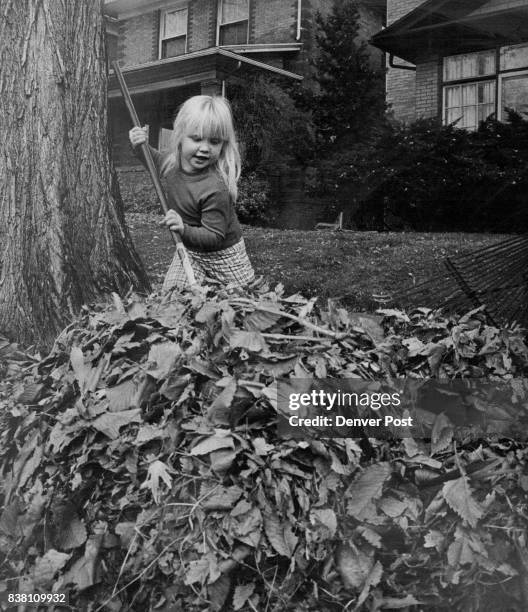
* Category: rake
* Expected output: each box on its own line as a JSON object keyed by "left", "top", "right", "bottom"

{"left": 392, "top": 234, "right": 528, "bottom": 329}
{"left": 112, "top": 61, "right": 197, "bottom": 289}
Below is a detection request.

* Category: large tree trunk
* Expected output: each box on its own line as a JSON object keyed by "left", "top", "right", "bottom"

{"left": 0, "top": 0, "right": 150, "bottom": 347}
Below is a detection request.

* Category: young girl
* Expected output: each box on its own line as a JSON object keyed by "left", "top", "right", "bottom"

{"left": 129, "top": 95, "right": 254, "bottom": 292}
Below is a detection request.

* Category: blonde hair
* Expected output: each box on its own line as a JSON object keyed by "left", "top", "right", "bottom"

{"left": 161, "top": 95, "right": 241, "bottom": 201}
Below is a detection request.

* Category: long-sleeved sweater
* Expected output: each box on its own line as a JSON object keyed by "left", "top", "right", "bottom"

{"left": 136, "top": 145, "right": 242, "bottom": 252}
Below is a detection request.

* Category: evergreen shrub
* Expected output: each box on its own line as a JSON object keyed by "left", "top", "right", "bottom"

{"left": 331, "top": 112, "right": 528, "bottom": 232}
{"left": 235, "top": 172, "right": 273, "bottom": 226}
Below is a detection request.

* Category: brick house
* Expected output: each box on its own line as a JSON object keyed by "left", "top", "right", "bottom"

{"left": 372, "top": 0, "right": 528, "bottom": 128}
{"left": 104, "top": 0, "right": 385, "bottom": 167}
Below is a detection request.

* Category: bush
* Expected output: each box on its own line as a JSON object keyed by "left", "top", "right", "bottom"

{"left": 229, "top": 76, "right": 315, "bottom": 172}
{"left": 235, "top": 172, "right": 273, "bottom": 226}
{"left": 309, "top": 0, "right": 385, "bottom": 150}
{"left": 327, "top": 112, "right": 528, "bottom": 232}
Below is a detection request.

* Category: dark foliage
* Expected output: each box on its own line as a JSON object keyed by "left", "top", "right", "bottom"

{"left": 308, "top": 0, "right": 386, "bottom": 151}
{"left": 235, "top": 172, "right": 273, "bottom": 226}
{"left": 325, "top": 112, "right": 528, "bottom": 232}
{"left": 229, "top": 76, "right": 315, "bottom": 173}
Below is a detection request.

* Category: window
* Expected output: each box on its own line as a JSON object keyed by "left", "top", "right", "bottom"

{"left": 499, "top": 44, "right": 528, "bottom": 119}
{"left": 443, "top": 51, "right": 496, "bottom": 130}
{"left": 443, "top": 50, "right": 495, "bottom": 81}
{"left": 159, "top": 127, "right": 173, "bottom": 152}
{"left": 500, "top": 72, "right": 528, "bottom": 118}
{"left": 160, "top": 7, "right": 188, "bottom": 59}
{"left": 444, "top": 82, "right": 495, "bottom": 130}
{"left": 443, "top": 46, "right": 528, "bottom": 129}
{"left": 218, "top": 0, "right": 249, "bottom": 46}
{"left": 500, "top": 43, "right": 528, "bottom": 71}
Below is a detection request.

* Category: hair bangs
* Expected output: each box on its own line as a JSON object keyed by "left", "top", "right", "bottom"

{"left": 186, "top": 100, "right": 230, "bottom": 142}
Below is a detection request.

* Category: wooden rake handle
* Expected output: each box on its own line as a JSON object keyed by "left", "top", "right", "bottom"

{"left": 112, "top": 61, "right": 197, "bottom": 288}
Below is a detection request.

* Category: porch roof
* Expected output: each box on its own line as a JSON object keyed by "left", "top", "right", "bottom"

{"left": 371, "top": 0, "right": 528, "bottom": 63}
{"left": 108, "top": 47, "right": 302, "bottom": 98}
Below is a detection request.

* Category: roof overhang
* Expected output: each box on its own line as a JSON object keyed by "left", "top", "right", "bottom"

{"left": 108, "top": 47, "right": 303, "bottom": 98}
{"left": 371, "top": 0, "right": 528, "bottom": 63}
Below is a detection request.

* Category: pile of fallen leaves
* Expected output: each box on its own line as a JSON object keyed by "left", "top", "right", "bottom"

{"left": 1, "top": 282, "right": 528, "bottom": 612}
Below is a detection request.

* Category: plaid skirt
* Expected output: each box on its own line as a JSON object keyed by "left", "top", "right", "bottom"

{"left": 162, "top": 238, "right": 255, "bottom": 292}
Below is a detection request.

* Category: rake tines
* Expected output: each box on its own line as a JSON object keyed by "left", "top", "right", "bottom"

{"left": 393, "top": 235, "right": 528, "bottom": 329}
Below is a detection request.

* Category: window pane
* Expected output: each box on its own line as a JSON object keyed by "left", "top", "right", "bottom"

{"left": 162, "top": 36, "right": 186, "bottom": 58}
{"left": 445, "top": 86, "right": 460, "bottom": 108}
{"left": 478, "top": 104, "right": 494, "bottom": 122}
{"left": 500, "top": 43, "right": 528, "bottom": 71}
{"left": 446, "top": 107, "right": 462, "bottom": 125}
{"left": 444, "top": 56, "right": 460, "bottom": 81}
{"left": 220, "top": 0, "right": 248, "bottom": 24}
{"left": 478, "top": 52, "right": 495, "bottom": 76}
{"left": 219, "top": 20, "right": 248, "bottom": 45}
{"left": 501, "top": 74, "right": 528, "bottom": 117}
{"left": 444, "top": 81, "right": 495, "bottom": 129}
{"left": 444, "top": 50, "right": 495, "bottom": 81}
{"left": 462, "top": 84, "right": 476, "bottom": 106}
{"left": 477, "top": 81, "right": 494, "bottom": 104}
{"left": 159, "top": 128, "right": 173, "bottom": 151}
{"left": 461, "top": 55, "right": 475, "bottom": 79}
{"left": 164, "top": 9, "right": 187, "bottom": 38}
{"left": 462, "top": 106, "right": 476, "bottom": 129}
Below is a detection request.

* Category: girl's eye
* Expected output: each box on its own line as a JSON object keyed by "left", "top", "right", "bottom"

{"left": 209, "top": 139, "right": 221, "bottom": 146}
{"left": 190, "top": 135, "right": 201, "bottom": 142}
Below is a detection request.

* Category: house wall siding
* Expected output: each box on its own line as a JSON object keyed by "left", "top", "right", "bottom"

{"left": 119, "top": 11, "right": 158, "bottom": 65}
{"left": 188, "top": 0, "right": 215, "bottom": 51}
{"left": 253, "top": 0, "right": 296, "bottom": 43}
{"left": 386, "top": 0, "right": 423, "bottom": 123}
{"left": 415, "top": 59, "right": 440, "bottom": 119}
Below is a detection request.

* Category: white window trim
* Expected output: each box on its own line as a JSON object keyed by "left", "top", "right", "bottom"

{"left": 159, "top": 6, "right": 188, "bottom": 60}
{"left": 497, "top": 68, "right": 528, "bottom": 121}
{"left": 216, "top": 0, "right": 250, "bottom": 46}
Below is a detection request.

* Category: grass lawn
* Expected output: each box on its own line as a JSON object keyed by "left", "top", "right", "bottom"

{"left": 126, "top": 212, "right": 511, "bottom": 311}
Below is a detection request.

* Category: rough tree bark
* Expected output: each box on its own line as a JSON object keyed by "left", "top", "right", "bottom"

{"left": 0, "top": 0, "right": 151, "bottom": 347}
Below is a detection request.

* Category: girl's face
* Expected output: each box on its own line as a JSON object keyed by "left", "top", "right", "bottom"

{"left": 179, "top": 131, "right": 223, "bottom": 174}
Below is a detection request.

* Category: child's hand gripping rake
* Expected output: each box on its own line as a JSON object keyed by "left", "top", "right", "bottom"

{"left": 112, "top": 61, "right": 197, "bottom": 289}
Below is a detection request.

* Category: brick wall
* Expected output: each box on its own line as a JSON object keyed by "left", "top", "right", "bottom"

{"left": 385, "top": 0, "right": 423, "bottom": 123}
{"left": 253, "top": 0, "right": 296, "bottom": 44}
{"left": 415, "top": 60, "right": 440, "bottom": 119}
{"left": 188, "top": 0, "right": 215, "bottom": 52}
{"left": 118, "top": 11, "right": 158, "bottom": 66}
